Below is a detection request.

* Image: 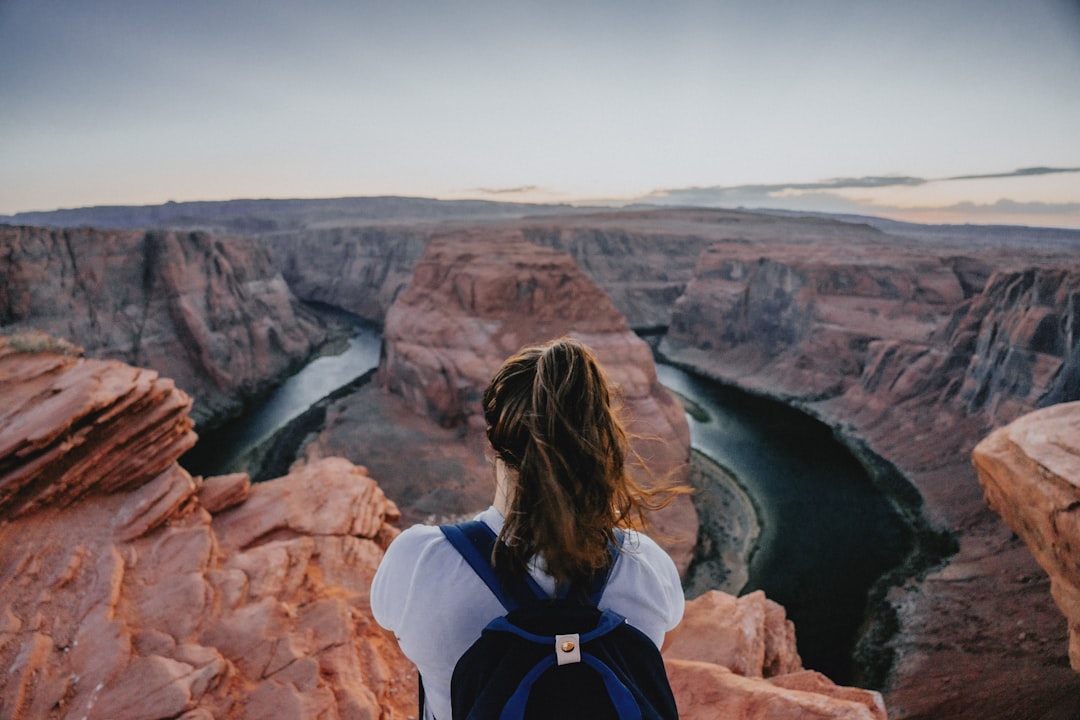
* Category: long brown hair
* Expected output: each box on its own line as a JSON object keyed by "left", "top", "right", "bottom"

{"left": 482, "top": 337, "right": 679, "bottom": 589}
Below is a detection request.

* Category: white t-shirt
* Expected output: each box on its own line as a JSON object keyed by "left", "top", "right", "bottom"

{"left": 370, "top": 506, "right": 685, "bottom": 720}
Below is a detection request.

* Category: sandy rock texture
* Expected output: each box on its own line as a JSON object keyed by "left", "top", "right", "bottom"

{"left": 662, "top": 241, "right": 1080, "bottom": 717}
{"left": 0, "top": 338, "right": 411, "bottom": 720}
{"left": 973, "top": 401, "right": 1080, "bottom": 670}
{"left": 663, "top": 591, "right": 886, "bottom": 720}
{"left": 0, "top": 225, "right": 325, "bottom": 426}
{"left": 377, "top": 233, "right": 698, "bottom": 572}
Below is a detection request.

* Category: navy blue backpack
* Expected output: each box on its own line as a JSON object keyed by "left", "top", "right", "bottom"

{"left": 438, "top": 521, "right": 679, "bottom": 720}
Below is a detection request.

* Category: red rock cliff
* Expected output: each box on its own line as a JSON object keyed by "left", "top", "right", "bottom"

{"left": 264, "top": 226, "right": 430, "bottom": 325}
{"left": 973, "top": 401, "right": 1080, "bottom": 674}
{"left": 0, "top": 226, "right": 325, "bottom": 426}
{"left": 378, "top": 233, "right": 698, "bottom": 571}
{"left": 663, "top": 244, "right": 1080, "bottom": 718}
{"left": 0, "top": 335, "right": 412, "bottom": 719}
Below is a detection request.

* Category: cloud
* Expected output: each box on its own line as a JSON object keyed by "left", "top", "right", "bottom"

{"left": 649, "top": 175, "right": 926, "bottom": 203}
{"left": 468, "top": 185, "right": 541, "bottom": 195}
{"left": 648, "top": 166, "right": 1080, "bottom": 207}
{"left": 639, "top": 168, "right": 1080, "bottom": 228}
{"left": 945, "top": 166, "right": 1080, "bottom": 182}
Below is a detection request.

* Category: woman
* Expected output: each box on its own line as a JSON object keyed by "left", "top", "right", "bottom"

{"left": 371, "top": 337, "right": 685, "bottom": 720}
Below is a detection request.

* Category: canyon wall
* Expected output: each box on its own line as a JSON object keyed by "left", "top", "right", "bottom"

{"left": 259, "top": 208, "right": 894, "bottom": 332}
{"left": 262, "top": 227, "right": 430, "bottom": 324}
{"left": 0, "top": 226, "right": 325, "bottom": 427}
{"left": 520, "top": 224, "right": 713, "bottom": 329}
{"left": 0, "top": 336, "right": 890, "bottom": 720}
{"left": 520, "top": 208, "right": 897, "bottom": 330}
{"left": 299, "top": 232, "right": 700, "bottom": 572}
{"left": 662, "top": 243, "right": 1080, "bottom": 718}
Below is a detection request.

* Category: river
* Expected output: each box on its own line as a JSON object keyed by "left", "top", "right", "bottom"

{"left": 181, "top": 320, "right": 382, "bottom": 476}
{"left": 184, "top": 321, "right": 910, "bottom": 685}
{"left": 655, "top": 364, "right": 909, "bottom": 683}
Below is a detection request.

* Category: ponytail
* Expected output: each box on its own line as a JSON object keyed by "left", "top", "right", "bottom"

{"left": 483, "top": 337, "right": 678, "bottom": 589}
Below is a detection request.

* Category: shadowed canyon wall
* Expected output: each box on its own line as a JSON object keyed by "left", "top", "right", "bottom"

{"left": 662, "top": 241, "right": 1080, "bottom": 718}
{"left": 264, "top": 227, "right": 430, "bottom": 325}
{"left": 0, "top": 226, "right": 325, "bottom": 427}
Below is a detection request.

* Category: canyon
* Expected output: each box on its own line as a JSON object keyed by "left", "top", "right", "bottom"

{"left": 0, "top": 226, "right": 325, "bottom": 427}
{"left": 0, "top": 334, "right": 889, "bottom": 719}
{"left": 2, "top": 200, "right": 1079, "bottom": 718}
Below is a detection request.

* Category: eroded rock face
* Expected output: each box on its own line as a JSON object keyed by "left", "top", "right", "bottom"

{"left": 0, "top": 340, "right": 410, "bottom": 720}
{"left": 0, "top": 332, "right": 196, "bottom": 517}
{"left": 520, "top": 223, "right": 714, "bottom": 329}
{"left": 264, "top": 227, "right": 430, "bottom": 325}
{"left": 0, "top": 226, "right": 325, "bottom": 426}
{"left": 664, "top": 244, "right": 966, "bottom": 399}
{"left": 377, "top": 233, "right": 698, "bottom": 572}
{"left": 663, "top": 591, "right": 886, "bottom": 720}
{"left": 973, "top": 401, "right": 1080, "bottom": 670}
{"left": 663, "top": 247, "right": 1080, "bottom": 717}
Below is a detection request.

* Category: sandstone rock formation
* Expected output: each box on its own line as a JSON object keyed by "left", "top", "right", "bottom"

{"left": 520, "top": 208, "right": 899, "bottom": 331}
{"left": 666, "top": 245, "right": 968, "bottom": 397}
{"left": 377, "top": 233, "right": 698, "bottom": 572}
{"left": 663, "top": 245, "right": 1080, "bottom": 717}
{"left": 260, "top": 207, "right": 900, "bottom": 333}
{"left": 973, "top": 401, "right": 1080, "bottom": 670}
{"left": 0, "top": 226, "right": 325, "bottom": 427}
{"left": 0, "top": 337, "right": 411, "bottom": 719}
{"left": 0, "top": 335, "right": 889, "bottom": 720}
{"left": 520, "top": 220, "right": 714, "bottom": 329}
{"left": 663, "top": 591, "right": 886, "bottom": 720}
{"left": 264, "top": 227, "right": 430, "bottom": 325}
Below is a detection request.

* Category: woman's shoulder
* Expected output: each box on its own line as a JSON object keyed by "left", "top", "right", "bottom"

{"left": 375, "top": 522, "right": 463, "bottom": 584}
{"left": 603, "top": 528, "right": 685, "bottom": 640}
{"left": 370, "top": 523, "right": 464, "bottom": 630}
{"left": 617, "top": 528, "right": 676, "bottom": 567}
{"left": 385, "top": 522, "right": 447, "bottom": 553}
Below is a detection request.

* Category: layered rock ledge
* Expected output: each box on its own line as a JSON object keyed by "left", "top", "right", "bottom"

{"left": 0, "top": 336, "right": 412, "bottom": 719}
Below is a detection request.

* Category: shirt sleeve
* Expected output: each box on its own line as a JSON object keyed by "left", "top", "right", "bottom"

{"left": 370, "top": 523, "right": 438, "bottom": 634}
{"left": 599, "top": 531, "right": 685, "bottom": 647}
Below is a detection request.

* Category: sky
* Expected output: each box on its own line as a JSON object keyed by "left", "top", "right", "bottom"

{"left": 2, "top": 0, "right": 1079, "bottom": 227}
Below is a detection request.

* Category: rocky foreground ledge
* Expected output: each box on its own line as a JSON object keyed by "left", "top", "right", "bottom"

{"left": 0, "top": 336, "right": 888, "bottom": 717}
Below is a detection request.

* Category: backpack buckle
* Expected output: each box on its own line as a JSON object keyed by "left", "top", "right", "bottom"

{"left": 555, "top": 633, "right": 581, "bottom": 665}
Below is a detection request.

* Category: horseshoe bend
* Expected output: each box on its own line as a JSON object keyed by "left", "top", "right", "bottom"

{"left": 1, "top": 204, "right": 1078, "bottom": 719}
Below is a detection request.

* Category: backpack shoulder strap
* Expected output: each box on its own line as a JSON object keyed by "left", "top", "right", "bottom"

{"left": 440, "top": 521, "right": 547, "bottom": 612}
